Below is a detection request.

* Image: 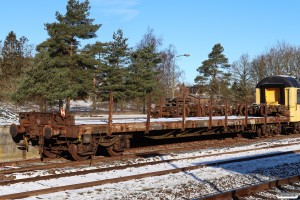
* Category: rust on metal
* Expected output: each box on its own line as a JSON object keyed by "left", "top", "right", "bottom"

{"left": 159, "top": 96, "right": 163, "bottom": 118}
{"left": 145, "top": 93, "right": 151, "bottom": 134}
{"left": 264, "top": 103, "right": 267, "bottom": 126}
{"left": 13, "top": 110, "right": 291, "bottom": 137}
{"left": 181, "top": 87, "right": 187, "bottom": 131}
{"left": 176, "top": 96, "right": 179, "bottom": 117}
{"left": 182, "top": 97, "right": 186, "bottom": 131}
{"left": 224, "top": 99, "right": 228, "bottom": 132}
{"left": 9, "top": 123, "right": 25, "bottom": 137}
{"left": 198, "top": 97, "right": 201, "bottom": 117}
{"left": 245, "top": 98, "right": 248, "bottom": 126}
{"left": 209, "top": 95, "right": 212, "bottom": 129}
{"left": 107, "top": 91, "right": 113, "bottom": 136}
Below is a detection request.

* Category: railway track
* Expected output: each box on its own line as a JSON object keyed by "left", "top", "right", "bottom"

{"left": 2, "top": 132, "right": 300, "bottom": 167}
{"left": 199, "top": 175, "right": 300, "bottom": 199}
{"left": 1, "top": 140, "right": 300, "bottom": 199}
{"left": 2, "top": 141, "right": 300, "bottom": 184}
{"left": 1, "top": 134, "right": 300, "bottom": 175}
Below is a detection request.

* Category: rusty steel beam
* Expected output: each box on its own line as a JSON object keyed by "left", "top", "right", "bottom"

{"left": 224, "top": 99, "right": 228, "bottom": 132}
{"left": 264, "top": 103, "right": 267, "bottom": 126}
{"left": 245, "top": 98, "right": 248, "bottom": 126}
{"left": 145, "top": 93, "right": 151, "bottom": 134}
{"left": 209, "top": 95, "right": 212, "bottom": 129}
{"left": 182, "top": 92, "right": 186, "bottom": 131}
{"left": 198, "top": 97, "right": 201, "bottom": 117}
{"left": 176, "top": 97, "right": 179, "bottom": 117}
{"left": 159, "top": 96, "right": 163, "bottom": 118}
{"left": 107, "top": 91, "right": 113, "bottom": 136}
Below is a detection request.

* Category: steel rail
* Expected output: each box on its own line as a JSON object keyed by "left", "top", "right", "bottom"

{"left": 1, "top": 145, "right": 300, "bottom": 199}
{"left": 198, "top": 175, "right": 300, "bottom": 200}
{"left": 1, "top": 140, "right": 300, "bottom": 175}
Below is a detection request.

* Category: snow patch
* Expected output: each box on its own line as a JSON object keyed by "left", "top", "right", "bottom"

{"left": 0, "top": 106, "right": 18, "bottom": 125}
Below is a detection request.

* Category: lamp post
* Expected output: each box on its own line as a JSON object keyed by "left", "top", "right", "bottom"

{"left": 172, "top": 53, "right": 190, "bottom": 99}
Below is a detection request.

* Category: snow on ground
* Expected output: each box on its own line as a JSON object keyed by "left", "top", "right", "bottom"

{"left": 1, "top": 137, "right": 300, "bottom": 199}
{"left": 0, "top": 106, "right": 18, "bottom": 125}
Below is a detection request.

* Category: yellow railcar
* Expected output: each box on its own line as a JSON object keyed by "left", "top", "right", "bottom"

{"left": 256, "top": 75, "right": 300, "bottom": 122}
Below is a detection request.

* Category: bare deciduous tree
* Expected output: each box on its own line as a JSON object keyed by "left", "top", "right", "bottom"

{"left": 232, "top": 54, "right": 254, "bottom": 102}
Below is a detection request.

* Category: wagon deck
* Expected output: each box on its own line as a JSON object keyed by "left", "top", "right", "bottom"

{"left": 68, "top": 115, "right": 289, "bottom": 135}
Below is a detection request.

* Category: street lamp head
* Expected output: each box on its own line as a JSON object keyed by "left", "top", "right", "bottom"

{"left": 176, "top": 53, "right": 190, "bottom": 58}
{"left": 172, "top": 53, "right": 190, "bottom": 99}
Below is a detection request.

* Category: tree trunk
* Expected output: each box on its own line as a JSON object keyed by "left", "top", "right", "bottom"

{"left": 59, "top": 99, "right": 63, "bottom": 110}
{"left": 142, "top": 96, "right": 146, "bottom": 114}
{"left": 66, "top": 98, "right": 70, "bottom": 112}
{"left": 39, "top": 99, "right": 46, "bottom": 112}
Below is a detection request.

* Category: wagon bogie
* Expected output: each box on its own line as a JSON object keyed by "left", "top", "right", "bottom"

{"left": 68, "top": 143, "right": 91, "bottom": 161}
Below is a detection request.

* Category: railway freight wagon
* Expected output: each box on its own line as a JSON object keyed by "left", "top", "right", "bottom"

{"left": 9, "top": 75, "right": 300, "bottom": 161}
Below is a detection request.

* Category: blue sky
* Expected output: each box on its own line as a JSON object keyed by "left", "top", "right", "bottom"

{"left": 1, "top": 0, "right": 300, "bottom": 84}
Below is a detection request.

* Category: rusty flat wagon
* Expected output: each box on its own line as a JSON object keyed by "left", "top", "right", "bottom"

{"left": 9, "top": 75, "right": 300, "bottom": 161}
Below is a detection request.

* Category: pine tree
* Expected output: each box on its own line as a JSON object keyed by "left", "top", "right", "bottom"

{"left": 195, "top": 43, "right": 231, "bottom": 97}
{"left": 0, "top": 31, "right": 32, "bottom": 100}
{"left": 12, "top": 49, "right": 51, "bottom": 110}
{"left": 14, "top": 0, "right": 101, "bottom": 110}
{"left": 96, "top": 29, "right": 131, "bottom": 108}
{"left": 127, "top": 42, "right": 161, "bottom": 113}
{"left": 126, "top": 28, "right": 166, "bottom": 112}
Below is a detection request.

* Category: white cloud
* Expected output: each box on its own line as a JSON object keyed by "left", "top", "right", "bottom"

{"left": 92, "top": 0, "right": 140, "bottom": 22}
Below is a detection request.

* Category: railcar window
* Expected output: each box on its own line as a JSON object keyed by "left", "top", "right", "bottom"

{"left": 297, "top": 89, "right": 300, "bottom": 104}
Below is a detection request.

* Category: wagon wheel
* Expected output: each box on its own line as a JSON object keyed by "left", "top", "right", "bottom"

{"left": 43, "top": 149, "right": 58, "bottom": 158}
{"left": 265, "top": 126, "right": 271, "bottom": 137}
{"left": 68, "top": 144, "right": 90, "bottom": 161}
{"left": 107, "top": 140, "right": 124, "bottom": 156}
{"left": 257, "top": 127, "right": 262, "bottom": 138}
{"left": 106, "top": 137, "right": 129, "bottom": 157}
{"left": 42, "top": 139, "right": 59, "bottom": 158}
{"left": 273, "top": 124, "right": 281, "bottom": 135}
{"left": 107, "top": 145, "right": 124, "bottom": 157}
